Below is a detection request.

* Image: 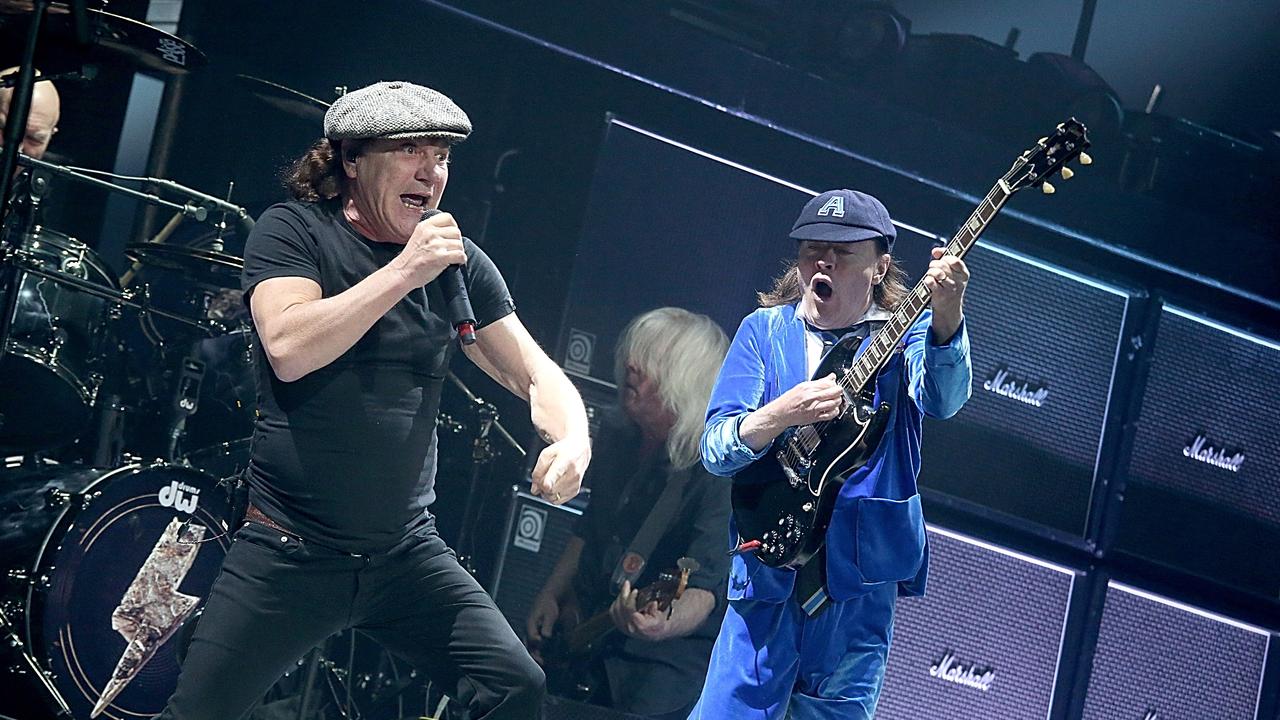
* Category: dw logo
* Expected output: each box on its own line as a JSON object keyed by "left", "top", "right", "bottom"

{"left": 158, "top": 481, "right": 200, "bottom": 514}
{"left": 514, "top": 505, "right": 547, "bottom": 552}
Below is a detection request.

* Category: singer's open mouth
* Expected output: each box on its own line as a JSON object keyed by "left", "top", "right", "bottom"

{"left": 400, "top": 194, "right": 429, "bottom": 209}
{"left": 813, "top": 277, "right": 834, "bottom": 301}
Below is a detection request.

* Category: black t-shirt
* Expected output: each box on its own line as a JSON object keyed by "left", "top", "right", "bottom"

{"left": 240, "top": 200, "right": 515, "bottom": 553}
{"left": 578, "top": 409, "right": 737, "bottom": 645}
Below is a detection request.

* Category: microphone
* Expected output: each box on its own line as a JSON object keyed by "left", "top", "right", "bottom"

{"left": 420, "top": 208, "right": 477, "bottom": 345}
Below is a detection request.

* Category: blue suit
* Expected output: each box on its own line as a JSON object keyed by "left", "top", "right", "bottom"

{"left": 691, "top": 303, "right": 970, "bottom": 719}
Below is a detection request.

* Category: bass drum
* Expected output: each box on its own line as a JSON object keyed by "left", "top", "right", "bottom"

{"left": 0, "top": 462, "right": 233, "bottom": 719}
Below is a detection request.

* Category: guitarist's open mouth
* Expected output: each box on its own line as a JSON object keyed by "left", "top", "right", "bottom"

{"left": 812, "top": 277, "right": 834, "bottom": 301}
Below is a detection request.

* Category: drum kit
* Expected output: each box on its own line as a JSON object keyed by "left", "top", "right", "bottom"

{"left": 0, "top": 4, "right": 466, "bottom": 719}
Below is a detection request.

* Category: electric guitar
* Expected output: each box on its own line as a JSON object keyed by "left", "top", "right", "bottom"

{"left": 731, "top": 119, "right": 1092, "bottom": 569}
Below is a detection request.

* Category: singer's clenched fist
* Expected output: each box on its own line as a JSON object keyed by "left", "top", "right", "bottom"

{"left": 531, "top": 434, "right": 591, "bottom": 506}
{"left": 390, "top": 211, "right": 466, "bottom": 286}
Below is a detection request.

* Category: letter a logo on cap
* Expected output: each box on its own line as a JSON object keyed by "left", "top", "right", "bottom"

{"left": 817, "top": 195, "right": 845, "bottom": 218}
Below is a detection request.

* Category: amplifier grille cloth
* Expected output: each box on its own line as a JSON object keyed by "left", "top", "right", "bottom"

{"left": 1126, "top": 308, "right": 1280, "bottom": 527}
{"left": 877, "top": 526, "right": 1075, "bottom": 719}
{"left": 1081, "top": 582, "right": 1270, "bottom": 720}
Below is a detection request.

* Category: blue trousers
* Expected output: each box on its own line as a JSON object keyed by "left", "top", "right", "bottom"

{"left": 688, "top": 583, "right": 897, "bottom": 720}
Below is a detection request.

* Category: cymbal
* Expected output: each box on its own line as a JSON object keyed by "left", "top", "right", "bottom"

{"left": 125, "top": 243, "right": 241, "bottom": 289}
{"left": 0, "top": 7, "right": 206, "bottom": 76}
{"left": 234, "top": 74, "right": 330, "bottom": 123}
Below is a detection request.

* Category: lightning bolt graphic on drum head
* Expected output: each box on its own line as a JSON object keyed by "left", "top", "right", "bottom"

{"left": 91, "top": 517, "right": 205, "bottom": 718}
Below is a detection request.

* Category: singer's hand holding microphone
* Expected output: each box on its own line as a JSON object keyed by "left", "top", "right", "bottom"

{"left": 393, "top": 209, "right": 478, "bottom": 345}
{"left": 392, "top": 210, "right": 465, "bottom": 285}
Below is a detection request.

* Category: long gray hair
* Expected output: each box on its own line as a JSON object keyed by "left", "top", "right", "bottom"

{"left": 613, "top": 307, "right": 729, "bottom": 470}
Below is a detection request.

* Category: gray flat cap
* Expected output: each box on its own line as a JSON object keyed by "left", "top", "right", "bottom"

{"left": 324, "top": 81, "right": 471, "bottom": 142}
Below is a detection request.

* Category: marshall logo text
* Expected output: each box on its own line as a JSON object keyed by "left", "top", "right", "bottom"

{"left": 982, "top": 368, "right": 1049, "bottom": 408}
{"left": 1183, "top": 434, "right": 1245, "bottom": 473}
{"left": 929, "top": 651, "right": 995, "bottom": 692}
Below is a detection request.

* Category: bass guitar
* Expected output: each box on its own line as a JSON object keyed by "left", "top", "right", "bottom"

{"left": 730, "top": 119, "right": 1092, "bottom": 569}
{"left": 544, "top": 558, "right": 699, "bottom": 699}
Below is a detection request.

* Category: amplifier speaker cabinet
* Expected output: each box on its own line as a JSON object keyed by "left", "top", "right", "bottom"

{"left": 917, "top": 242, "right": 1140, "bottom": 544}
{"left": 876, "top": 524, "right": 1081, "bottom": 719}
{"left": 555, "top": 118, "right": 815, "bottom": 387}
{"left": 490, "top": 489, "right": 587, "bottom": 634}
{"left": 1076, "top": 581, "right": 1273, "bottom": 720}
{"left": 1113, "top": 306, "right": 1280, "bottom": 600}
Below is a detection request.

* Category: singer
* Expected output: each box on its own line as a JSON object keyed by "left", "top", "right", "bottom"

{"left": 156, "top": 81, "right": 592, "bottom": 720}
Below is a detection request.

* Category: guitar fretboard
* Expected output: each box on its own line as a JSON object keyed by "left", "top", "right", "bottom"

{"left": 840, "top": 181, "right": 1010, "bottom": 396}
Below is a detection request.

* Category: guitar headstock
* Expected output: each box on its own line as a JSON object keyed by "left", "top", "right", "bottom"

{"left": 637, "top": 557, "right": 700, "bottom": 612}
{"left": 1004, "top": 118, "right": 1092, "bottom": 196}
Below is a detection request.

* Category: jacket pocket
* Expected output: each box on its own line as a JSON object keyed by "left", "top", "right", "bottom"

{"left": 851, "top": 494, "right": 925, "bottom": 584}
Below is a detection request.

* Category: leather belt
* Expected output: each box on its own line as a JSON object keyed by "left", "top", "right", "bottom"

{"left": 244, "top": 503, "right": 290, "bottom": 536}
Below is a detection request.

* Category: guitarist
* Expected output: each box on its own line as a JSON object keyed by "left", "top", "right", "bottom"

{"left": 526, "top": 308, "right": 733, "bottom": 719}
{"left": 690, "top": 190, "right": 972, "bottom": 719}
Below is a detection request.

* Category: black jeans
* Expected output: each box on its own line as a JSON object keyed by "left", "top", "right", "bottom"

{"left": 160, "top": 520, "right": 544, "bottom": 719}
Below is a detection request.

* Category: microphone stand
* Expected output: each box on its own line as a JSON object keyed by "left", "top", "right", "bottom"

{"left": 0, "top": 0, "right": 50, "bottom": 223}
{"left": 16, "top": 153, "right": 210, "bottom": 223}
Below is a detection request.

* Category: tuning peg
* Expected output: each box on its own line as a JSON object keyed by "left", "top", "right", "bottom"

{"left": 1060, "top": 167, "right": 1074, "bottom": 180}
{"left": 1041, "top": 181, "right": 1056, "bottom": 195}
{"left": 1038, "top": 136, "right": 1048, "bottom": 144}
{"left": 1079, "top": 152, "right": 1093, "bottom": 165}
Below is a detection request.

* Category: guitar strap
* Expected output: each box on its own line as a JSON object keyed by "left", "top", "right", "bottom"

{"left": 610, "top": 464, "right": 692, "bottom": 591}
{"left": 805, "top": 319, "right": 887, "bottom": 365}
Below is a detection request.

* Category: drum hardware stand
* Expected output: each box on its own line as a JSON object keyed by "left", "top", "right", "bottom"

{"left": 0, "top": 604, "right": 72, "bottom": 717}
{"left": 209, "top": 181, "right": 238, "bottom": 254}
{"left": 447, "top": 373, "right": 525, "bottom": 580}
{"left": 165, "top": 354, "right": 205, "bottom": 462}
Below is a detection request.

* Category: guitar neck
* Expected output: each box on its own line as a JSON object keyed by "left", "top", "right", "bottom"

{"left": 565, "top": 583, "right": 668, "bottom": 656}
{"left": 566, "top": 610, "right": 617, "bottom": 656}
{"left": 842, "top": 181, "right": 1011, "bottom": 392}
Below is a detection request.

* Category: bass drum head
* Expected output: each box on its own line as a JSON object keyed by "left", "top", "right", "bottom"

{"left": 26, "top": 463, "right": 233, "bottom": 719}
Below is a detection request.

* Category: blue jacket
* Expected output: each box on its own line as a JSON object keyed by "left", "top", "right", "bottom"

{"left": 701, "top": 303, "right": 971, "bottom": 602}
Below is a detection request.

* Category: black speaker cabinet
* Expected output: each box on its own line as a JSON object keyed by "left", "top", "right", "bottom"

{"left": 917, "top": 241, "right": 1138, "bottom": 543}
{"left": 877, "top": 524, "right": 1081, "bottom": 719}
{"left": 1079, "top": 581, "right": 1273, "bottom": 719}
{"left": 491, "top": 489, "right": 587, "bottom": 633}
{"left": 555, "top": 118, "right": 818, "bottom": 385}
{"left": 1115, "top": 306, "right": 1280, "bottom": 600}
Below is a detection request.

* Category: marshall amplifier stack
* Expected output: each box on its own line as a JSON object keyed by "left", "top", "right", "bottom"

{"left": 877, "top": 524, "right": 1082, "bottom": 719}
{"left": 1112, "top": 306, "right": 1280, "bottom": 601}
{"left": 916, "top": 241, "right": 1142, "bottom": 543}
{"left": 1075, "top": 581, "right": 1274, "bottom": 719}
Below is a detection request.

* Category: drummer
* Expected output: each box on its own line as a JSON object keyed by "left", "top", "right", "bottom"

{"left": 1, "top": 67, "right": 60, "bottom": 233}
{"left": 0, "top": 66, "right": 60, "bottom": 169}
